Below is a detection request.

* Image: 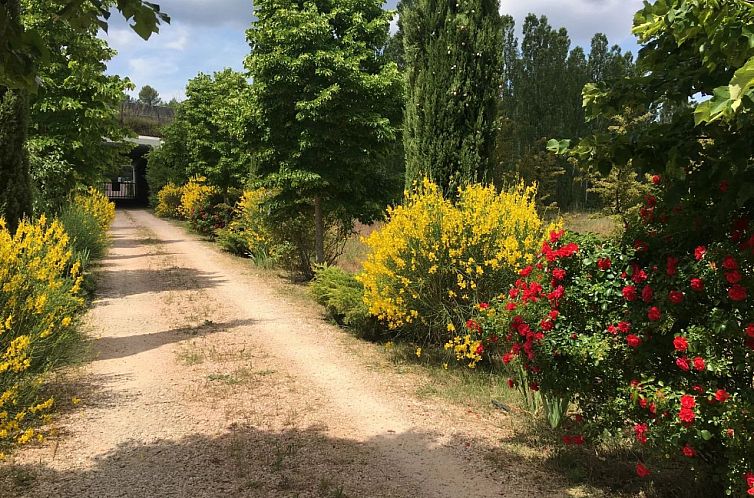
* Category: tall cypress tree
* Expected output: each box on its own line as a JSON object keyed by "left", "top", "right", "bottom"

{"left": 0, "top": 0, "right": 31, "bottom": 232}
{"left": 402, "top": 0, "right": 502, "bottom": 195}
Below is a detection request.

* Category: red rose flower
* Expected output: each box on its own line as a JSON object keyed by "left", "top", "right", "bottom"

{"left": 639, "top": 397, "right": 648, "bottom": 408}
{"left": 607, "top": 324, "right": 618, "bottom": 335}
{"left": 723, "top": 255, "right": 739, "bottom": 270}
{"left": 746, "top": 323, "right": 754, "bottom": 338}
{"left": 682, "top": 444, "right": 696, "bottom": 458}
{"left": 746, "top": 472, "right": 754, "bottom": 488}
{"left": 634, "top": 423, "right": 648, "bottom": 444}
{"left": 715, "top": 389, "right": 730, "bottom": 402}
{"left": 627, "top": 334, "right": 642, "bottom": 348}
{"left": 529, "top": 382, "right": 539, "bottom": 392}
{"left": 694, "top": 246, "right": 706, "bottom": 261}
{"left": 636, "top": 463, "right": 651, "bottom": 478}
{"left": 597, "top": 258, "right": 612, "bottom": 271}
{"left": 729, "top": 284, "right": 748, "bottom": 302}
{"left": 552, "top": 268, "right": 566, "bottom": 280}
{"left": 502, "top": 353, "right": 514, "bottom": 365}
{"left": 669, "top": 290, "right": 684, "bottom": 304}
{"left": 505, "top": 302, "right": 517, "bottom": 311}
{"left": 679, "top": 407, "right": 696, "bottom": 423}
{"left": 693, "top": 357, "right": 705, "bottom": 371}
{"left": 726, "top": 270, "right": 742, "bottom": 284}
{"left": 618, "top": 321, "right": 631, "bottom": 333}
{"left": 676, "top": 357, "right": 690, "bottom": 371}
{"left": 673, "top": 336, "right": 689, "bottom": 352}
{"left": 651, "top": 175, "right": 661, "bottom": 185}
{"left": 479, "top": 302, "right": 490, "bottom": 310}
{"left": 507, "top": 378, "right": 515, "bottom": 389}
{"left": 632, "top": 267, "right": 648, "bottom": 283}
{"left": 623, "top": 285, "right": 638, "bottom": 301}
{"left": 680, "top": 395, "right": 696, "bottom": 409}
{"left": 647, "top": 306, "right": 661, "bottom": 321}
{"left": 548, "top": 310, "right": 559, "bottom": 320}
{"left": 642, "top": 285, "right": 654, "bottom": 303}
{"left": 519, "top": 266, "right": 533, "bottom": 277}
{"left": 690, "top": 278, "right": 704, "bottom": 292}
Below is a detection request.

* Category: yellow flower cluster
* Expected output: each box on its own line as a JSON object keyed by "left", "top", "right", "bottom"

{"left": 359, "top": 179, "right": 557, "bottom": 342}
{"left": 155, "top": 183, "right": 184, "bottom": 218}
{"left": 0, "top": 215, "right": 83, "bottom": 453}
{"left": 73, "top": 187, "right": 115, "bottom": 233}
{"left": 444, "top": 334, "right": 483, "bottom": 368}
{"left": 179, "top": 176, "right": 217, "bottom": 219}
{"left": 227, "top": 188, "right": 275, "bottom": 252}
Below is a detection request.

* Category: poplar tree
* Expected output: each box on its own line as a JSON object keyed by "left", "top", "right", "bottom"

{"left": 402, "top": 0, "right": 503, "bottom": 195}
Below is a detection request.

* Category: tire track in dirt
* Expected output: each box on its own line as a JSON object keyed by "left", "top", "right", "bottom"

{"left": 5, "top": 209, "right": 564, "bottom": 498}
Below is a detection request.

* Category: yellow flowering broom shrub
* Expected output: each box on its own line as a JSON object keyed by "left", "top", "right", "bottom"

{"left": 155, "top": 183, "right": 184, "bottom": 218}
{"left": 179, "top": 176, "right": 217, "bottom": 220}
{"left": 73, "top": 187, "right": 115, "bottom": 233}
{"left": 359, "top": 179, "right": 557, "bottom": 343}
{"left": 0, "top": 216, "right": 86, "bottom": 456}
{"left": 216, "top": 188, "right": 281, "bottom": 264}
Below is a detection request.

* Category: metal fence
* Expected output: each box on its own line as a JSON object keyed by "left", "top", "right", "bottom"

{"left": 102, "top": 181, "right": 137, "bottom": 200}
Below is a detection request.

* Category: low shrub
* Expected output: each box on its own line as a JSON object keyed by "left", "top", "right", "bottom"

{"left": 470, "top": 185, "right": 754, "bottom": 495}
{"left": 59, "top": 188, "right": 116, "bottom": 266}
{"left": 179, "top": 176, "right": 217, "bottom": 221}
{"left": 74, "top": 187, "right": 115, "bottom": 234}
{"left": 359, "top": 179, "right": 556, "bottom": 343}
{"left": 216, "top": 189, "right": 280, "bottom": 264}
{"left": 155, "top": 183, "right": 184, "bottom": 218}
{"left": 311, "top": 266, "right": 382, "bottom": 339}
{"left": 0, "top": 216, "right": 86, "bottom": 457}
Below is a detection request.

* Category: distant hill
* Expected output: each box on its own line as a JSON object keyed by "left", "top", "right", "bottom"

{"left": 119, "top": 102, "right": 176, "bottom": 138}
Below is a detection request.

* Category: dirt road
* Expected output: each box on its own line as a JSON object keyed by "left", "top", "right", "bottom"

{"left": 5, "top": 209, "right": 561, "bottom": 497}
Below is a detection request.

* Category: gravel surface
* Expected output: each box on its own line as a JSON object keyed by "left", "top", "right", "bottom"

{"left": 2, "top": 209, "right": 564, "bottom": 498}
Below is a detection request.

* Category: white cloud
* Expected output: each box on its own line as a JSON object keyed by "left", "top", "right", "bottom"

{"left": 500, "top": 0, "right": 643, "bottom": 49}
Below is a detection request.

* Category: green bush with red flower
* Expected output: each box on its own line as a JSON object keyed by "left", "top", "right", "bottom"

{"left": 466, "top": 180, "right": 754, "bottom": 495}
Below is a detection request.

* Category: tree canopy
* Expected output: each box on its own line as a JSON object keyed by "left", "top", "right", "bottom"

{"left": 245, "top": 0, "right": 403, "bottom": 264}
{"left": 402, "top": 0, "right": 503, "bottom": 194}
{"left": 138, "top": 85, "right": 161, "bottom": 106}
{"left": 0, "top": 0, "right": 168, "bottom": 89}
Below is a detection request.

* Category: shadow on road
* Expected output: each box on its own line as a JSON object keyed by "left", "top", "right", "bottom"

{"left": 93, "top": 319, "right": 260, "bottom": 362}
{"left": 95, "top": 266, "right": 226, "bottom": 298}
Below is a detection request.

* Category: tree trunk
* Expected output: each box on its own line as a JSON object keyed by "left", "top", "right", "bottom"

{"left": 314, "top": 196, "right": 325, "bottom": 264}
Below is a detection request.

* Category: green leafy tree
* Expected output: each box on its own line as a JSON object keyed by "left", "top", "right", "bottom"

{"left": 1, "top": 0, "right": 168, "bottom": 89}
{"left": 181, "top": 69, "right": 251, "bottom": 200}
{"left": 497, "top": 15, "right": 635, "bottom": 210}
{"left": 146, "top": 116, "right": 191, "bottom": 202}
{"left": 22, "top": 0, "right": 133, "bottom": 211}
{"left": 0, "top": 0, "right": 167, "bottom": 229}
{"left": 245, "top": 0, "right": 403, "bottom": 270}
{"left": 138, "top": 84, "right": 161, "bottom": 106}
{"left": 402, "top": 0, "right": 502, "bottom": 194}
{"left": 549, "top": 0, "right": 754, "bottom": 226}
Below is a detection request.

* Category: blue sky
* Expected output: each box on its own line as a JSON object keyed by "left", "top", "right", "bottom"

{"left": 101, "top": 0, "right": 643, "bottom": 102}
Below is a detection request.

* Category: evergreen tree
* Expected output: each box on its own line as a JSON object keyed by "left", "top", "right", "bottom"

{"left": 0, "top": 0, "right": 31, "bottom": 232}
{"left": 138, "top": 85, "right": 161, "bottom": 106}
{"left": 402, "top": 0, "right": 503, "bottom": 194}
{"left": 0, "top": 87, "right": 32, "bottom": 233}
